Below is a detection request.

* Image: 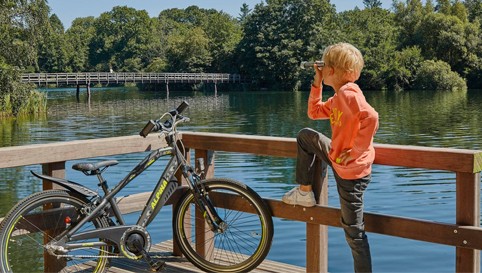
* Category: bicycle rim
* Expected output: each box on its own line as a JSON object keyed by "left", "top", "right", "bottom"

{"left": 0, "top": 190, "right": 111, "bottom": 273}
{"left": 174, "top": 179, "right": 273, "bottom": 272}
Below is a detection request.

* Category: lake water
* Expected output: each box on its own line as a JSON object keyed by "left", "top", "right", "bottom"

{"left": 1, "top": 86, "right": 481, "bottom": 272}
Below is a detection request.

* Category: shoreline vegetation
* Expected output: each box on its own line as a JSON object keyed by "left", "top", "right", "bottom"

{"left": 0, "top": 65, "right": 47, "bottom": 118}
{"left": 1, "top": 0, "right": 481, "bottom": 117}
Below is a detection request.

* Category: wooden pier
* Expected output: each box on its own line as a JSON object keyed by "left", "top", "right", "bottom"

{"left": 103, "top": 240, "right": 304, "bottom": 272}
{"left": 0, "top": 132, "right": 481, "bottom": 272}
{"left": 21, "top": 72, "right": 243, "bottom": 86}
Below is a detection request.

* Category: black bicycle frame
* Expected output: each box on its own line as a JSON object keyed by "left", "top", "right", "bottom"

{"left": 64, "top": 140, "right": 186, "bottom": 245}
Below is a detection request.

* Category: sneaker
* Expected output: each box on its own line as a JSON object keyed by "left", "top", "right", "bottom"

{"left": 282, "top": 187, "right": 316, "bottom": 207}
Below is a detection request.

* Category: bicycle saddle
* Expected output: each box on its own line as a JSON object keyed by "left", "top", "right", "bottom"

{"left": 73, "top": 160, "right": 119, "bottom": 174}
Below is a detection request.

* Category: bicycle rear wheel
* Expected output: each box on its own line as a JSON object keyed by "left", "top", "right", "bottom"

{"left": 0, "top": 190, "right": 111, "bottom": 273}
{"left": 173, "top": 178, "right": 273, "bottom": 272}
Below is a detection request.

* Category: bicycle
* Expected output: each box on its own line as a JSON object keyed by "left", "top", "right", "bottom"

{"left": 0, "top": 101, "right": 274, "bottom": 273}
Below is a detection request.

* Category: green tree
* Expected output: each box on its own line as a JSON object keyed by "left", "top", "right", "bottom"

{"left": 0, "top": 60, "right": 45, "bottom": 117}
{"left": 436, "top": 0, "right": 452, "bottom": 14}
{"left": 452, "top": 0, "right": 468, "bottom": 22}
{"left": 363, "top": 0, "right": 382, "bottom": 8}
{"left": 0, "top": 0, "right": 48, "bottom": 117}
{"left": 65, "top": 17, "right": 96, "bottom": 71}
{"left": 384, "top": 46, "right": 424, "bottom": 90}
{"left": 464, "top": 0, "right": 482, "bottom": 22}
{"left": 413, "top": 59, "right": 466, "bottom": 91}
{"left": 423, "top": 0, "right": 435, "bottom": 14}
{"left": 339, "top": 7, "right": 398, "bottom": 89}
{"left": 158, "top": 6, "right": 242, "bottom": 73}
{"left": 0, "top": 0, "right": 51, "bottom": 71}
{"left": 393, "top": 0, "right": 425, "bottom": 47}
{"left": 239, "top": 3, "right": 252, "bottom": 23}
{"left": 203, "top": 11, "right": 242, "bottom": 72}
{"left": 415, "top": 12, "right": 479, "bottom": 77}
{"left": 166, "top": 26, "right": 211, "bottom": 72}
{"left": 89, "top": 6, "right": 154, "bottom": 72}
{"left": 237, "top": 0, "right": 337, "bottom": 90}
{"left": 37, "top": 14, "right": 71, "bottom": 72}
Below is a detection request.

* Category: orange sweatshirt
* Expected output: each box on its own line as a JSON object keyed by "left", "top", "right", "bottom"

{"left": 308, "top": 83, "right": 378, "bottom": 179}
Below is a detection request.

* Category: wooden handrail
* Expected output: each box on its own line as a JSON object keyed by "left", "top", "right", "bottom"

{"left": 0, "top": 134, "right": 165, "bottom": 168}
{"left": 180, "top": 132, "right": 482, "bottom": 173}
{"left": 0, "top": 132, "right": 480, "bottom": 272}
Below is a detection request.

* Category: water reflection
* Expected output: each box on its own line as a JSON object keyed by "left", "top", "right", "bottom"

{"left": 368, "top": 89, "right": 481, "bottom": 149}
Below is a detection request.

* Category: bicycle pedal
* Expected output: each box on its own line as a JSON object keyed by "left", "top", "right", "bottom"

{"left": 133, "top": 240, "right": 166, "bottom": 271}
{"left": 149, "top": 260, "right": 166, "bottom": 272}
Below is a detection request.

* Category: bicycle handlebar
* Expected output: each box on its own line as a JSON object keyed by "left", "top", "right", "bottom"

{"left": 139, "top": 100, "right": 189, "bottom": 138}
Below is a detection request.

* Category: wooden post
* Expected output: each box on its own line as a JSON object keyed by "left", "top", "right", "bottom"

{"left": 86, "top": 82, "right": 91, "bottom": 104}
{"left": 306, "top": 159, "right": 328, "bottom": 273}
{"left": 76, "top": 84, "right": 80, "bottom": 102}
{"left": 41, "top": 162, "right": 66, "bottom": 271}
{"left": 166, "top": 82, "right": 169, "bottom": 98}
{"left": 194, "top": 149, "right": 215, "bottom": 259}
{"left": 455, "top": 172, "right": 481, "bottom": 273}
{"left": 42, "top": 162, "right": 65, "bottom": 190}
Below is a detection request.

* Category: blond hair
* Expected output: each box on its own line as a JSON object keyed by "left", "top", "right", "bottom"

{"left": 322, "top": 43, "right": 364, "bottom": 82}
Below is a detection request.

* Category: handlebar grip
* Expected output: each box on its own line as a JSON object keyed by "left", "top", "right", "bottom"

{"left": 176, "top": 101, "right": 189, "bottom": 114}
{"left": 140, "top": 101, "right": 189, "bottom": 137}
{"left": 140, "top": 120, "right": 159, "bottom": 138}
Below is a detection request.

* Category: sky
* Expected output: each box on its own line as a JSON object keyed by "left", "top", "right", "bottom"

{"left": 48, "top": 0, "right": 396, "bottom": 29}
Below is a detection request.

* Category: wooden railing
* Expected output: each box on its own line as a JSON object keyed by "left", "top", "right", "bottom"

{"left": 20, "top": 72, "right": 243, "bottom": 86}
{"left": 0, "top": 132, "right": 481, "bottom": 272}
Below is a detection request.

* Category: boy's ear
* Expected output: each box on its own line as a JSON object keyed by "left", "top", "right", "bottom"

{"left": 329, "top": 67, "right": 335, "bottom": 75}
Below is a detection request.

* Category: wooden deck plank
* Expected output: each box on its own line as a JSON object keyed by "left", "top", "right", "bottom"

{"left": 104, "top": 240, "right": 304, "bottom": 273}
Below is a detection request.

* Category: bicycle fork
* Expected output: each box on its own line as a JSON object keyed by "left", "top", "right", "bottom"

{"left": 183, "top": 165, "right": 226, "bottom": 233}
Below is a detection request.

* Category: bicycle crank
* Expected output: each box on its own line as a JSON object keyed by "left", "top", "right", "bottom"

{"left": 120, "top": 226, "right": 165, "bottom": 271}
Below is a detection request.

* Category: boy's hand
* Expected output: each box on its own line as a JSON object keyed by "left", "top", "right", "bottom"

{"left": 336, "top": 149, "right": 352, "bottom": 166}
{"left": 312, "top": 63, "right": 323, "bottom": 88}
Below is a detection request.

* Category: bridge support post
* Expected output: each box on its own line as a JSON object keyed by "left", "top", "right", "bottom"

{"left": 166, "top": 82, "right": 169, "bottom": 98}
{"left": 76, "top": 84, "right": 80, "bottom": 102}
{"left": 87, "top": 82, "right": 91, "bottom": 103}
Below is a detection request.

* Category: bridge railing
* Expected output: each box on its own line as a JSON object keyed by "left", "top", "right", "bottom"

{"left": 0, "top": 132, "right": 481, "bottom": 272}
{"left": 21, "top": 72, "right": 242, "bottom": 85}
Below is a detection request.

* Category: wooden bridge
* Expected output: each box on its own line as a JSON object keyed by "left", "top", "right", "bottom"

{"left": 0, "top": 132, "right": 481, "bottom": 272}
{"left": 21, "top": 72, "right": 243, "bottom": 86}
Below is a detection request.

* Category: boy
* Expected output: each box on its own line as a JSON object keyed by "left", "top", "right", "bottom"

{"left": 282, "top": 43, "right": 378, "bottom": 273}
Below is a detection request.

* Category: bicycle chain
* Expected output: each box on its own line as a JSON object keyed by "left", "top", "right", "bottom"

{"left": 55, "top": 254, "right": 122, "bottom": 259}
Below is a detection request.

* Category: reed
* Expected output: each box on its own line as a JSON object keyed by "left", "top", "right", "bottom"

{"left": 0, "top": 90, "right": 47, "bottom": 118}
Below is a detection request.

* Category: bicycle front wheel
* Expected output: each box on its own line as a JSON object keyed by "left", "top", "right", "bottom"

{"left": 173, "top": 178, "right": 273, "bottom": 272}
{"left": 0, "top": 190, "right": 111, "bottom": 273}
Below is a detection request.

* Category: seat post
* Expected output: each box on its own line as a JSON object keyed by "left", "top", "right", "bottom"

{"left": 96, "top": 173, "right": 109, "bottom": 194}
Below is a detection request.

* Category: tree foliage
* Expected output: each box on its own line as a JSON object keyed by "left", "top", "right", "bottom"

{"left": 0, "top": 0, "right": 48, "bottom": 117}
{"left": 237, "top": 0, "right": 337, "bottom": 90}
{"left": 413, "top": 60, "right": 467, "bottom": 91}
{"left": 338, "top": 7, "right": 398, "bottom": 89}
{"left": 1, "top": 0, "right": 481, "bottom": 93}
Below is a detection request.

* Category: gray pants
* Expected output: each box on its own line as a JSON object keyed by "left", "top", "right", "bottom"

{"left": 296, "top": 128, "right": 372, "bottom": 273}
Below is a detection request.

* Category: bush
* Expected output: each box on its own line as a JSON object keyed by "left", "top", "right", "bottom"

{"left": 413, "top": 60, "right": 467, "bottom": 91}
{"left": 0, "top": 63, "right": 47, "bottom": 117}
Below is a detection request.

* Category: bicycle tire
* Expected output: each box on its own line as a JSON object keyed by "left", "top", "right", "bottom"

{"left": 173, "top": 178, "right": 274, "bottom": 272}
{"left": 0, "top": 190, "right": 111, "bottom": 273}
